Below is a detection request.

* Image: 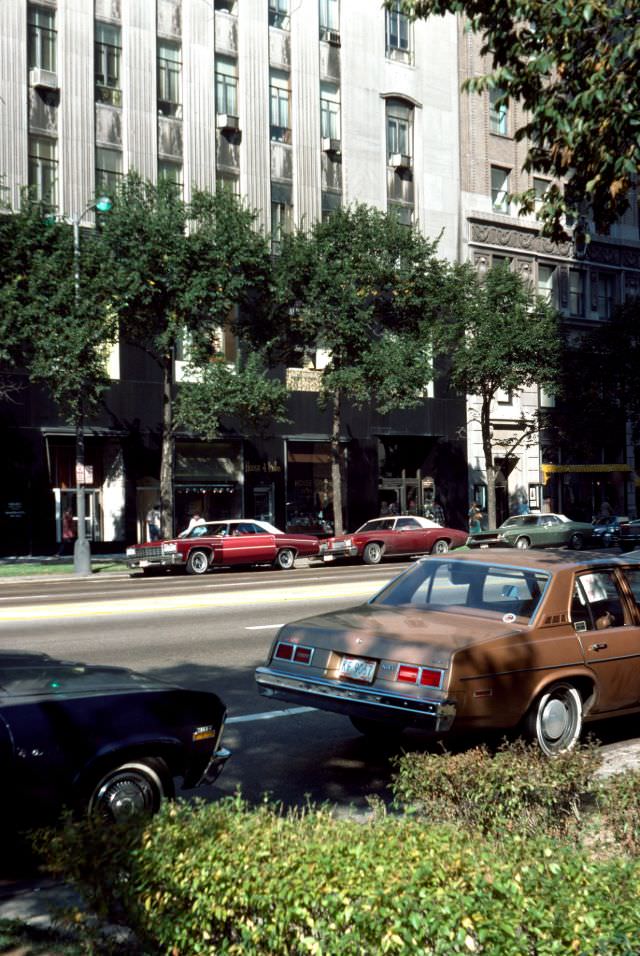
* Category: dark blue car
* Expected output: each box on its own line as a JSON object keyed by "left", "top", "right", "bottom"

{"left": 591, "top": 515, "right": 628, "bottom": 548}
{"left": 0, "top": 651, "right": 230, "bottom": 826}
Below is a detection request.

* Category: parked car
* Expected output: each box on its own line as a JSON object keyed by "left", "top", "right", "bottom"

{"left": 591, "top": 515, "right": 629, "bottom": 548}
{"left": 467, "top": 513, "right": 594, "bottom": 550}
{"left": 0, "top": 651, "right": 230, "bottom": 826}
{"left": 127, "top": 519, "right": 320, "bottom": 575}
{"left": 318, "top": 515, "right": 468, "bottom": 565}
{"left": 617, "top": 519, "right": 640, "bottom": 553}
{"left": 256, "top": 549, "right": 640, "bottom": 754}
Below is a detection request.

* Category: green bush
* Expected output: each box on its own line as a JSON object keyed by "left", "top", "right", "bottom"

{"left": 39, "top": 794, "right": 640, "bottom": 956}
{"left": 595, "top": 769, "right": 640, "bottom": 855}
{"left": 390, "top": 739, "right": 601, "bottom": 839}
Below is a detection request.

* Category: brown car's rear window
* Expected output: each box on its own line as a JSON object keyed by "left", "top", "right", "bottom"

{"left": 373, "top": 559, "right": 549, "bottom": 621}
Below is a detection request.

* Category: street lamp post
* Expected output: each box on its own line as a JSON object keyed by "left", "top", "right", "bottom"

{"left": 69, "top": 196, "right": 112, "bottom": 576}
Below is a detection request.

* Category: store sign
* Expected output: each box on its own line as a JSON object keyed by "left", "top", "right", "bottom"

{"left": 5, "top": 501, "right": 25, "bottom": 519}
{"left": 75, "top": 465, "right": 94, "bottom": 485}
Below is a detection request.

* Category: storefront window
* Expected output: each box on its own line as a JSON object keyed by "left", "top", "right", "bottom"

{"left": 174, "top": 441, "right": 243, "bottom": 532}
{"left": 286, "top": 441, "right": 334, "bottom": 534}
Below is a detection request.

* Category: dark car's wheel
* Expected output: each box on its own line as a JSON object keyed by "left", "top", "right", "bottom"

{"left": 362, "top": 542, "right": 384, "bottom": 565}
{"left": 569, "top": 532, "right": 585, "bottom": 550}
{"left": 186, "top": 549, "right": 210, "bottom": 575}
{"left": 350, "top": 716, "right": 405, "bottom": 738}
{"left": 274, "top": 548, "right": 295, "bottom": 570}
{"left": 431, "top": 539, "right": 450, "bottom": 555}
{"left": 87, "top": 759, "right": 172, "bottom": 823}
{"left": 523, "top": 682, "right": 583, "bottom": 756}
{"left": 515, "top": 536, "right": 530, "bottom": 550}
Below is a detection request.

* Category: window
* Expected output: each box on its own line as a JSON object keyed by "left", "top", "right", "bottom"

{"left": 388, "top": 202, "right": 413, "bottom": 227}
{"left": 28, "top": 135, "right": 57, "bottom": 210}
{"left": 95, "top": 22, "right": 121, "bottom": 105}
{"left": 320, "top": 82, "right": 340, "bottom": 140}
{"left": 96, "top": 147, "right": 122, "bottom": 193}
{"left": 158, "top": 40, "right": 182, "bottom": 117}
{"left": 386, "top": 99, "right": 413, "bottom": 160}
{"left": 537, "top": 263, "right": 556, "bottom": 303}
{"left": 533, "top": 177, "right": 551, "bottom": 213}
{"left": 569, "top": 268, "right": 585, "bottom": 316}
{"left": 496, "top": 388, "right": 513, "bottom": 406}
{"left": 597, "top": 272, "right": 615, "bottom": 319}
{"left": 158, "top": 160, "right": 183, "bottom": 191}
{"left": 489, "top": 88, "right": 508, "bottom": 135}
{"left": 269, "top": 0, "right": 290, "bottom": 29}
{"left": 28, "top": 4, "right": 56, "bottom": 72}
{"left": 319, "top": 0, "right": 339, "bottom": 32}
{"left": 491, "top": 166, "right": 510, "bottom": 213}
{"left": 214, "top": 0, "right": 236, "bottom": 10}
{"left": 271, "top": 199, "right": 292, "bottom": 254}
{"left": 215, "top": 56, "right": 238, "bottom": 116}
{"left": 386, "top": 1, "right": 410, "bottom": 57}
{"left": 270, "top": 70, "right": 291, "bottom": 143}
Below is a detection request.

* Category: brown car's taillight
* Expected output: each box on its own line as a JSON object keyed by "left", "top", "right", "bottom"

{"left": 274, "top": 641, "right": 314, "bottom": 665}
{"left": 395, "top": 663, "right": 443, "bottom": 689}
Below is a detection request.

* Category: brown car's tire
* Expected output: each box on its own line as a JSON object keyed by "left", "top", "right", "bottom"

{"left": 362, "top": 542, "right": 384, "bottom": 565}
{"left": 87, "top": 758, "right": 173, "bottom": 823}
{"left": 186, "top": 549, "right": 210, "bottom": 575}
{"left": 431, "top": 539, "right": 450, "bottom": 555}
{"left": 274, "top": 548, "right": 295, "bottom": 570}
{"left": 523, "top": 682, "right": 583, "bottom": 756}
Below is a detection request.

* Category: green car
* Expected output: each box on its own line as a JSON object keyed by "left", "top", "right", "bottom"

{"left": 467, "top": 513, "right": 594, "bottom": 551}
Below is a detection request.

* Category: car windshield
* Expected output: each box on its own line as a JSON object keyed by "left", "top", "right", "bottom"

{"left": 371, "top": 558, "right": 549, "bottom": 621}
{"left": 500, "top": 515, "right": 538, "bottom": 528}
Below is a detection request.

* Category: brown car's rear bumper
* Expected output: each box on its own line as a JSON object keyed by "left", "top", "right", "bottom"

{"left": 255, "top": 666, "right": 456, "bottom": 732}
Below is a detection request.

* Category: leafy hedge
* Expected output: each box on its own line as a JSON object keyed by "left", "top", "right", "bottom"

{"left": 40, "top": 789, "right": 640, "bottom": 955}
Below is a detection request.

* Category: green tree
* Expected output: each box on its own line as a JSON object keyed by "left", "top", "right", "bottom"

{"left": 95, "top": 174, "right": 277, "bottom": 536}
{"left": 0, "top": 198, "right": 115, "bottom": 421}
{"left": 437, "top": 263, "right": 561, "bottom": 528}
{"left": 397, "top": 0, "right": 639, "bottom": 239}
{"left": 237, "top": 204, "right": 449, "bottom": 534}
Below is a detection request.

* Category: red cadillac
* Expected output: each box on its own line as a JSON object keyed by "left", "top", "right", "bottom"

{"left": 318, "top": 515, "right": 468, "bottom": 565}
{"left": 126, "top": 519, "right": 320, "bottom": 575}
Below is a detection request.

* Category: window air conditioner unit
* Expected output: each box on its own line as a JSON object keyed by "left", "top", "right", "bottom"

{"left": 321, "top": 137, "right": 341, "bottom": 155}
{"left": 29, "top": 67, "right": 59, "bottom": 91}
{"left": 216, "top": 113, "right": 240, "bottom": 131}
{"left": 326, "top": 29, "right": 341, "bottom": 45}
{"left": 389, "top": 152, "right": 412, "bottom": 169}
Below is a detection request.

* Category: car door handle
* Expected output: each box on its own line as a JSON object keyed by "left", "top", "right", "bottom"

{"left": 589, "top": 642, "right": 608, "bottom": 651}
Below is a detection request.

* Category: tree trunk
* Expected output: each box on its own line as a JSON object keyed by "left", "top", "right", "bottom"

{"left": 481, "top": 393, "right": 497, "bottom": 530}
{"left": 159, "top": 354, "right": 174, "bottom": 538}
{"left": 331, "top": 389, "right": 344, "bottom": 536}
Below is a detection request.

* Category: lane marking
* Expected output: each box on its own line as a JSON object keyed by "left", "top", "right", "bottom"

{"left": 0, "top": 579, "right": 387, "bottom": 623}
{"left": 245, "top": 624, "right": 283, "bottom": 630}
{"left": 227, "top": 706, "right": 315, "bottom": 724}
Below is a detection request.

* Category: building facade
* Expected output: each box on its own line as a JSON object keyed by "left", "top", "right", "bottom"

{"left": 457, "top": 25, "right": 640, "bottom": 524}
{"left": 0, "top": 0, "right": 469, "bottom": 554}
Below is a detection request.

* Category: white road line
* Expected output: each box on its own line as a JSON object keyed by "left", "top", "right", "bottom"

{"left": 227, "top": 706, "right": 315, "bottom": 724}
{"left": 0, "top": 580, "right": 385, "bottom": 623}
{"left": 245, "top": 624, "right": 283, "bottom": 630}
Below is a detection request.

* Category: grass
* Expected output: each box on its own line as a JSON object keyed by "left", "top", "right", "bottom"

{"left": 0, "top": 562, "right": 126, "bottom": 578}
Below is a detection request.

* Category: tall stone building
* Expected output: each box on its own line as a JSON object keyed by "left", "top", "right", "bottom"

{"left": 457, "top": 24, "right": 640, "bottom": 524}
{"left": 0, "top": 0, "right": 469, "bottom": 554}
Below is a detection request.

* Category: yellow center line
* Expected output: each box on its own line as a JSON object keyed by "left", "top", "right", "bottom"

{"left": 0, "top": 580, "right": 386, "bottom": 623}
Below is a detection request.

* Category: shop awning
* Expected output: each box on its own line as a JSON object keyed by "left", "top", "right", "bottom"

{"left": 541, "top": 463, "right": 632, "bottom": 484}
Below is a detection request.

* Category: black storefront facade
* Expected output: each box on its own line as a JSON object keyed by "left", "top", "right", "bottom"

{"left": 2, "top": 356, "right": 469, "bottom": 556}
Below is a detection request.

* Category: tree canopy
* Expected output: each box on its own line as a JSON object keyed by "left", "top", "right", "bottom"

{"left": 237, "top": 204, "right": 450, "bottom": 533}
{"left": 397, "top": 0, "right": 640, "bottom": 239}
{"left": 436, "top": 262, "right": 561, "bottom": 526}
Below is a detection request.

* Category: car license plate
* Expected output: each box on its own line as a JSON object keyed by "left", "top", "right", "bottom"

{"left": 339, "top": 656, "right": 376, "bottom": 683}
{"left": 140, "top": 559, "right": 150, "bottom": 567}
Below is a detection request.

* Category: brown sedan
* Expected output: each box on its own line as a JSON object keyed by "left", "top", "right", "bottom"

{"left": 256, "top": 549, "right": 640, "bottom": 754}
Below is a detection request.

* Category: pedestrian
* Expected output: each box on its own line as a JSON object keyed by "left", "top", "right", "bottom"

{"left": 58, "top": 508, "right": 75, "bottom": 556}
{"left": 599, "top": 500, "right": 613, "bottom": 519}
{"left": 182, "top": 511, "right": 206, "bottom": 536}
{"left": 146, "top": 504, "right": 161, "bottom": 541}
{"left": 430, "top": 498, "right": 446, "bottom": 525}
{"left": 468, "top": 502, "right": 483, "bottom": 534}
